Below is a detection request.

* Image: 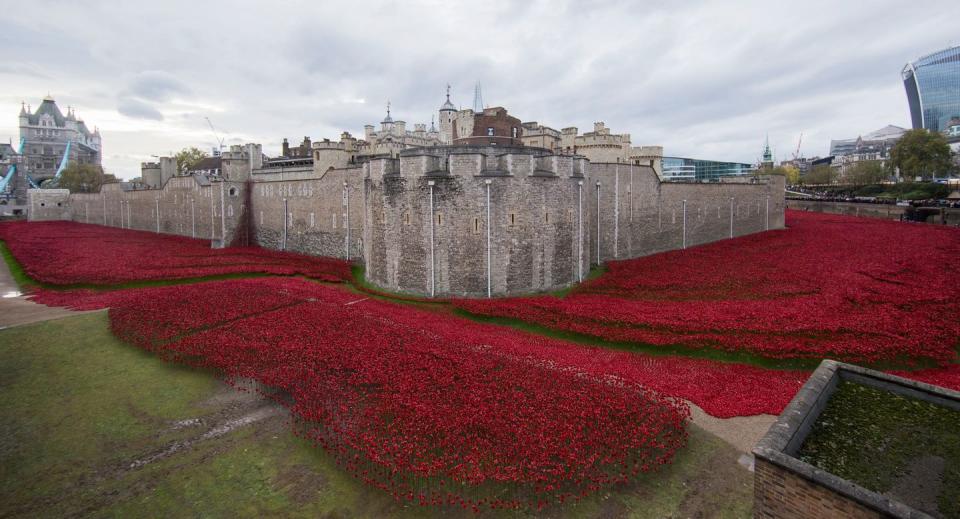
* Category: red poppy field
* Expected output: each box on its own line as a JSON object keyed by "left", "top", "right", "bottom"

{"left": 456, "top": 210, "right": 960, "bottom": 366}
{"left": 3, "top": 211, "right": 960, "bottom": 510}
{"left": 0, "top": 220, "right": 351, "bottom": 285}
{"left": 106, "top": 277, "right": 689, "bottom": 510}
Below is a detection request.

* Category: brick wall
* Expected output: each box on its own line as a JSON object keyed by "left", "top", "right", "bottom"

{"left": 754, "top": 457, "right": 883, "bottom": 518}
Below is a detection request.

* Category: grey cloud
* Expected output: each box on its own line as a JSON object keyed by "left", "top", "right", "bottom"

{"left": 127, "top": 71, "right": 190, "bottom": 102}
{"left": 117, "top": 97, "right": 164, "bottom": 121}
{"left": 4, "top": 0, "right": 960, "bottom": 179}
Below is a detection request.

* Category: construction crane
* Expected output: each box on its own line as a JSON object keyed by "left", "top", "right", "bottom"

{"left": 204, "top": 117, "right": 226, "bottom": 156}
{"left": 792, "top": 132, "right": 804, "bottom": 160}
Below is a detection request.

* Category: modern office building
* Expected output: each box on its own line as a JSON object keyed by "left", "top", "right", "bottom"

{"left": 902, "top": 45, "right": 960, "bottom": 133}
{"left": 662, "top": 157, "right": 754, "bottom": 182}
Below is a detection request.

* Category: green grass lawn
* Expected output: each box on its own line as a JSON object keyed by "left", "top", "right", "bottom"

{"left": 0, "top": 312, "right": 754, "bottom": 518}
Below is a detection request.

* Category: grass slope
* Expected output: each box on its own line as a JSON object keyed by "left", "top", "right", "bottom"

{"left": 0, "top": 312, "right": 753, "bottom": 518}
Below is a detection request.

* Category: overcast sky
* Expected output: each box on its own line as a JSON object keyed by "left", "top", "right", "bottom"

{"left": 2, "top": 0, "right": 957, "bottom": 179}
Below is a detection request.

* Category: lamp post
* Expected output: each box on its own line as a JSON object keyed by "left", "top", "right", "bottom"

{"left": 682, "top": 199, "right": 687, "bottom": 249}
{"left": 343, "top": 181, "right": 350, "bottom": 260}
{"left": 577, "top": 180, "right": 583, "bottom": 282}
{"left": 485, "top": 179, "right": 492, "bottom": 298}
{"left": 729, "top": 196, "right": 734, "bottom": 238}
{"left": 428, "top": 180, "right": 435, "bottom": 297}
{"left": 596, "top": 181, "right": 601, "bottom": 264}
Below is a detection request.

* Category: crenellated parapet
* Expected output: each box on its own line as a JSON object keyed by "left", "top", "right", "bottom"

{"left": 386, "top": 146, "right": 586, "bottom": 180}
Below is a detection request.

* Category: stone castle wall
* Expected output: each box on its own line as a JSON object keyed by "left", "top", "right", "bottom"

{"left": 589, "top": 164, "right": 785, "bottom": 265}
{"left": 33, "top": 145, "right": 784, "bottom": 298}
{"left": 66, "top": 177, "right": 249, "bottom": 247}
{"left": 27, "top": 189, "right": 72, "bottom": 221}
{"left": 249, "top": 167, "right": 364, "bottom": 260}
{"left": 363, "top": 147, "right": 591, "bottom": 297}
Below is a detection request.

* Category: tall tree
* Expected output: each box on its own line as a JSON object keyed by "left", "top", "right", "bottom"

{"left": 174, "top": 147, "right": 209, "bottom": 174}
{"left": 54, "top": 162, "right": 117, "bottom": 193}
{"left": 844, "top": 160, "right": 887, "bottom": 185}
{"left": 804, "top": 164, "right": 837, "bottom": 185}
{"left": 887, "top": 129, "right": 953, "bottom": 180}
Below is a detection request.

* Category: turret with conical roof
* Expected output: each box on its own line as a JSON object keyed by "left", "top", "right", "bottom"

{"left": 440, "top": 84, "right": 456, "bottom": 112}
{"left": 380, "top": 101, "right": 394, "bottom": 133}
{"left": 438, "top": 84, "right": 456, "bottom": 144}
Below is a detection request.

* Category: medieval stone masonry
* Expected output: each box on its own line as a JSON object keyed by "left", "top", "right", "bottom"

{"left": 30, "top": 140, "right": 784, "bottom": 298}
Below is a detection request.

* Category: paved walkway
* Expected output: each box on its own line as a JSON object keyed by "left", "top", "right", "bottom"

{"left": 0, "top": 257, "right": 98, "bottom": 330}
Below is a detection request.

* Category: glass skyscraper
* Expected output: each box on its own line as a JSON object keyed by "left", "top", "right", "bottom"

{"left": 902, "top": 45, "right": 960, "bottom": 133}
{"left": 662, "top": 157, "right": 755, "bottom": 182}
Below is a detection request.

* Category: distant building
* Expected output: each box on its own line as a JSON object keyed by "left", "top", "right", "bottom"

{"left": 662, "top": 157, "right": 754, "bottom": 182}
{"left": 902, "top": 45, "right": 960, "bottom": 133}
{"left": 779, "top": 156, "right": 820, "bottom": 176}
{"left": 281, "top": 137, "right": 312, "bottom": 158}
{"left": 548, "top": 122, "right": 663, "bottom": 175}
{"left": 452, "top": 106, "right": 522, "bottom": 146}
{"left": 828, "top": 125, "right": 906, "bottom": 175}
{"left": 363, "top": 102, "right": 442, "bottom": 156}
{"left": 945, "top": 117, "right": 960, "bottom": 139}
{"left": 520, "top": 121, "right": 561, "bottom": 151}
{"left": 19, "top": 96, "right": 101, "bottom": 184}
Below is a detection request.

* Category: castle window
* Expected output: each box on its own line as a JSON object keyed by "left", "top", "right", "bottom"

{"left": 486, "top": 127, "right": 494, "bottom": 136}
{"left": 474, "top": 218, "right": 480, "bottom": 234}
{"left": 509, "top": 213, "right": 516, "bottom": 226}
{"left": 512, "top": 127, "right": 518, "bottom": 138}
{"left": 544, "top": 212, "right": 549, "bottom": 224}
{"left": 404, "top": 213, "right": 410, "bottom": 225}
{"left": 229, "top": 187, "right": 238, "bottom": 197}
{"left": 310, "top": 212, "right": 315, "bottom": 227}
{"left": 436, "top": 213, "right": 443, "bottom": 226}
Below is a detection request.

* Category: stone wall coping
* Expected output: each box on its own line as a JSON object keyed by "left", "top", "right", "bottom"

{"left": 753, "top": 359, "right": 958, "bottom": 519}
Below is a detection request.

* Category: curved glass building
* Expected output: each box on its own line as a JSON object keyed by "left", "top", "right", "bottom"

{"left": 902, "top": 45, "right": 960, "bottom": 133}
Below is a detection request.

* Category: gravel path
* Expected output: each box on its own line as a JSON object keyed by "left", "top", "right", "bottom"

{"left": 687, "top": 401, "right": 776, "bottom": 454}
{"left": 0, "top": 257, "right": 99, "bottom": 329}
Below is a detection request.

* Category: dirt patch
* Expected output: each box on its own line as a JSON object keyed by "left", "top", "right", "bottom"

{"left": 126, "top": 398, "right": 284, "bottom": 471}
{"left": 274, "top": 464, "right": 329, "bottom": 505}
{"left": 676, "top": 439, "right": 753, "bottom": 518}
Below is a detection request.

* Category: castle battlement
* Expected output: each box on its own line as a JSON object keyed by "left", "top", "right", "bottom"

{"left": 374, "top": 146, "right": 588, "bottom": 179}
{"left": 312, "top": 139, "right": 347, "bottom": 151}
